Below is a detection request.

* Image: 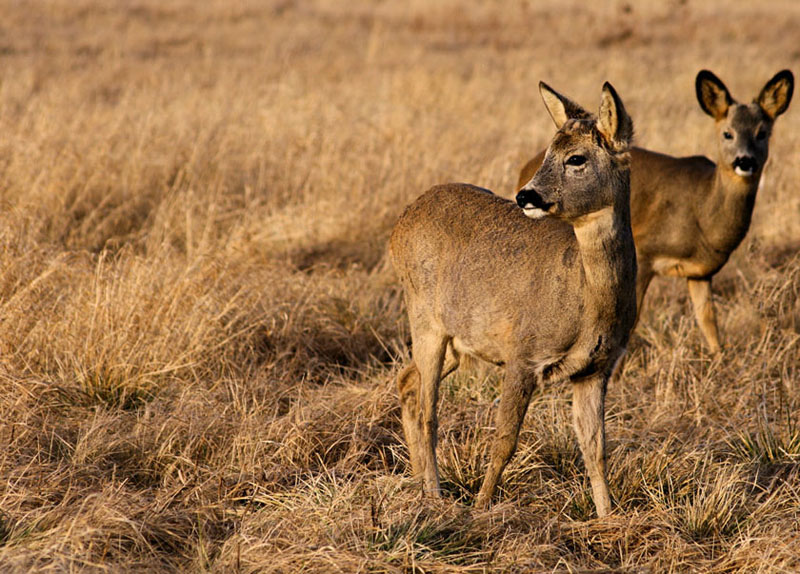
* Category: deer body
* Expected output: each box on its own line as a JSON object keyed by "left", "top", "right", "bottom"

{"left": 392, "top": 185, "right": 634, "bottom": 377}
{"left": 391, "top": 83, "right": 636, "bottom": 517}
{"left": 517, "top": 70, "right": 794, "bottom": 352}
{"left": 630, "top": 148, "right": 755, "bottom": 279}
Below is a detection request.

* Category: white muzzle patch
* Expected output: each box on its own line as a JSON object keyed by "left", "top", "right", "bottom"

{"left": 522, "top": 205, "right": 548, "bottom": 219}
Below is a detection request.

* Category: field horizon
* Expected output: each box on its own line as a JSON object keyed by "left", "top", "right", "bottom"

{"left": 1, "top": 1, "right": 799, "bottom": 572}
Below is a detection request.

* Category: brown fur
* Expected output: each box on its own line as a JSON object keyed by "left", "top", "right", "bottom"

{"left": 517, "top": 70, "right": 794, "bottom": 352}
{"left": 390, "top": 83, "right": 637, "bottom": 517}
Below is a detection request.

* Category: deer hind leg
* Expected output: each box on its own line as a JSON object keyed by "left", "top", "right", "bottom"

{"left": 687, "top": 277, "right": 722, "bottom": 353}
{"left": 397, "top": 362, "right": 425, "bottom": 476}
{"left": 398, "top": 324, "right": 450, "bottom": 496}
{"left": 397, "top": 344, "right": 460, "bottom": 478}
{"left": 572, "top": 373, "right": 611, "bottom": 518}
{"left": 475, "top": 365, "right": 536, "bottom": 508}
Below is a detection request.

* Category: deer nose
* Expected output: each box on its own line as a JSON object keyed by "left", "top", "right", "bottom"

{"left": 516, "top": 187, "right": 543, "bottom": 209}
{"left": 732, "top": 155, "right": 758, "bottom": 175}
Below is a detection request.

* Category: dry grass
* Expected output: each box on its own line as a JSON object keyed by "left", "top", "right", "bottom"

{"left": 0, "top": 0, "right": 799, "bottom": 571}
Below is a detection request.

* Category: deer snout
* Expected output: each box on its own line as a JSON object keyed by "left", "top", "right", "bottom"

{"left": 516, "top": 187, "right": 554, "bottom": 220}
{"left": 732, "top": 155, "right": 758, "bottom": 177}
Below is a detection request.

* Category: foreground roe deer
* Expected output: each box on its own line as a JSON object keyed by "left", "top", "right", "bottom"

{"left": 390, "top": 82, "right": 636, "bottom": 517}
{"left": 518, "top": 70, "right": 794, "bottom": 352}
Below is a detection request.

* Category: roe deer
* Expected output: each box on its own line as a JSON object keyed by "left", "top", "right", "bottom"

{"left": 390, "top": 82, "right": 636, "bottom": 517}
{"left": 517, "top": 70, "right": 794, "bottom": 352}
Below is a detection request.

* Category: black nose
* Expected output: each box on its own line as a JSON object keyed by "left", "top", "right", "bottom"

{"left": 516, "top": 187, "right": 550, "bottom": 210}
{"left": 733, "top": 156, "right": 758, "bottom": 173}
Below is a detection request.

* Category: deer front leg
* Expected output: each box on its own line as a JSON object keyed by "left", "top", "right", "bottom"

{"left": 572, "top": 373, "right": 611, "bottom": 518}
{"left": 687, "top": 277, "right": 722, "bottom": 353}
{"left": 633, "top": 263, "right": 654, "bottom": 331}
{"left": 476, "top": 366, "right": 536, "bottom": 508}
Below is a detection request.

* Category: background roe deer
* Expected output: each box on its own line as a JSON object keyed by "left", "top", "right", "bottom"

{"left": 390, "top": 82, "right": 636, "bottom": 517}
{"left": 517, "top": 70, "right": 794, "bottom": 352}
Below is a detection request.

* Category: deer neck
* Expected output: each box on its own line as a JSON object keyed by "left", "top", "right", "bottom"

{"left": 571, "top": 200, "right": 637, "bottom": 328}
{"left": 699, "top": 163, "right": 759, "bottom": 255}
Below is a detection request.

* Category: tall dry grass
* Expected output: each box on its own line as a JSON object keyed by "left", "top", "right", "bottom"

{"left": 0, "top": 0, "right": 799, "bottom": 571}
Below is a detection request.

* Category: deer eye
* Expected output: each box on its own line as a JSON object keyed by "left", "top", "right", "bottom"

{"left": 723, "top": 131, "right": 734, "bottom": 140}
{"left": 566, "top": 155, "right": 586, "bottom": 167}
{"left": 756, "top": 129, "right": 767, "bottom": 140}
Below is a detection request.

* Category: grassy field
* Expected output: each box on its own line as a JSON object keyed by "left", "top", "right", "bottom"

{"left": 1, "top": 0, "right": 799, "bottom": 571}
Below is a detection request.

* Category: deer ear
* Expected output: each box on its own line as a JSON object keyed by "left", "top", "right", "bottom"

{"left": 757, "top": 69, "right": 794, "bottom": 119}
{"left": 597, "top": 82, "right": 633, "bottom": 150}
{"left": 696, "top": 70, "right": 733, "bottom": 119}
{"left": 539, "top": 82, "right": 591, "bottom": 129}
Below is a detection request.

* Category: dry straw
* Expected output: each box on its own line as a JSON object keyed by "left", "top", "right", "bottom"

{"left": 0, "top": 0, "right": 798, "bottom": 572}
